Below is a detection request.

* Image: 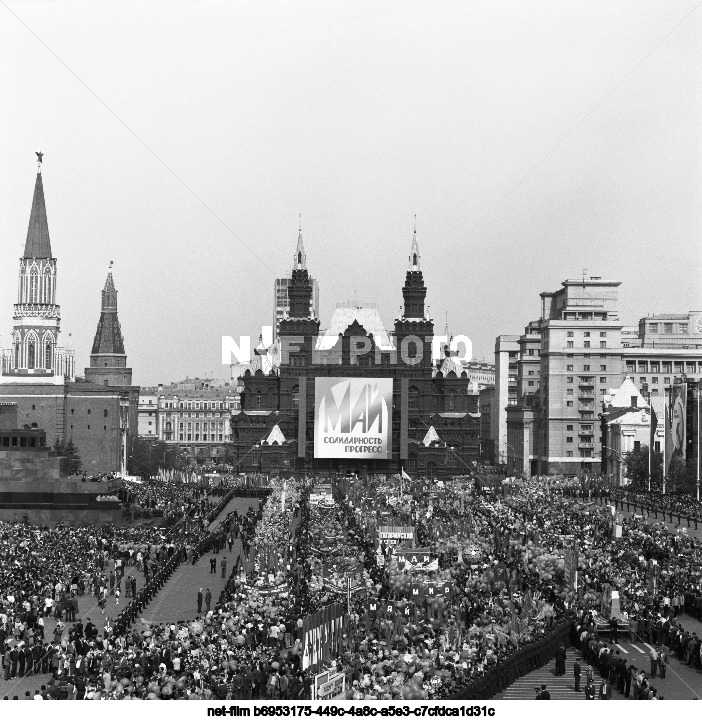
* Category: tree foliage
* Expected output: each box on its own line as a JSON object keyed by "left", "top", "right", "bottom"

{"left": 53, "top": 438, "right": 82, "bottom": 474}
{"left": 128, "top": 438, "right": 179, "bottom": 479}
{"left": 623, "top": 444, "right": 663, "bottom": 491}
{"left": 667, "top": 456, "right": 696, "bottom": 495}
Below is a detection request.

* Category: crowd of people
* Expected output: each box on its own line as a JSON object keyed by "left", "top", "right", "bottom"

{"left": 1, "top": 469, "right": 701, "bottom": 701}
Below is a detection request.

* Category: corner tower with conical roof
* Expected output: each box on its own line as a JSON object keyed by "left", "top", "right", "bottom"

{"left": 2, "top": 153, "right": 75, "bottom": 382}
{"left": 84, "top": 265, "right": 133, "bottom": 387}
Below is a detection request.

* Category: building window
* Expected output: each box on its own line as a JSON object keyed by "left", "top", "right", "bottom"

{"left": 664, "top": 323, "right": 673, "bottom": 334}
{"left": 584, "top": 365, "right": 590, "bottom": 371}
{"left": 566, "top": 451, "right": 574, "bottom": 458}
{"left": 634, "top": 440, "right": 641, "bottom": 452}
{"left": 600, "top": 341, "right": 606, "bottom": 348}
{"left": 27, "top": 341, "right": 35, "bottom": 369}
{"left": 567, "top": 437, "right": 573, "bottom": 443}
{"left": 649, "top": 323, "right": 658, "bottom": 333}
{"left": 584, "top": 332, "right": 590, "bottom": 337}
{"left": 292, "top": 386, "right": 299, "bottom": 408}
{"left": 600, "top": 389, "right": 606, "bottom": 395}
{"left": 600, "top": 365, "right": 606, "bottom": 371}
{"left": 652, "top": 377, "right": 658, "bottom": 384}
{"left": 567, "top": 365, "right": 573, "bottom": 371}
{"left": 566, "top": 401, "right": 573, "bottom": 407}
{"left": 567, "top": 341, "right": 573, "bottom": 348}
{"left": 600, "top": 377, "right": 606, "bottom": 383}
{"left": 584, "top": 341, "right": 590, "bottom": 348}
{"left": 566, "top": 424, "right": 573, "bottom": 431}
{"left": 256, "top": 393, "right": 262, "bottom": 408}
{"left": 29, "top": 272, "right": 38, "bottom": 303}
{"left": 45, "top": 342, "right": 52, "bottom": 369}
{"left": 664, "top": 376, "right": 671, "bottom": 384}
{"left": 567, "top": 332, "right": 574, "bottom": 337}
{"left": 600, "top": 332, "right": 606, "bottom": 337}
{"left": 567, "top": 376, "right": 573, "bottom": 383}
{"left": 528, "top": 381, "right": 534, "bottom": 387}
{"left": 567, "top": 389, "right": 573, "bottom": 395}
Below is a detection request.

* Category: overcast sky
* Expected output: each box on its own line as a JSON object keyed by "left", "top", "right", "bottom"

{"left": 1, "top": 0, "right": 700, "bottom": 385}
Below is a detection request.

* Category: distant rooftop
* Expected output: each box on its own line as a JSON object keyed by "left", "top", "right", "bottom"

{"left": 644, "top": 314, "right": 689, "bottom": 321}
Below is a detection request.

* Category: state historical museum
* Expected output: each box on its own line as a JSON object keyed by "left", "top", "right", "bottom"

{"left": 230, "top": 229, "right": 479, "bottom": 479}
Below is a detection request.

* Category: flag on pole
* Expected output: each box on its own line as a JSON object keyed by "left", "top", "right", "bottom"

{"left": 401, "top": 467, "right": 410, "bottom": 497}
{"left": 281, "top": 479, "right": 287, "bottom": 513}
{"left": 664, "top": 393, "right": 673, "bottom": 478}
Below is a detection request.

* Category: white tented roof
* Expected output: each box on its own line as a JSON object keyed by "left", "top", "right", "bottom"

{"left": 604, "top": 376, "right": 649, "bottom": 410}
{"left": 315, "top": 306, "right": 395, "bottom": 351}
{"left": 264, "top": 424, "right": 286, "bottom": 445}
{"left": 422, "top": 425, "right": 441, "bottom": 446}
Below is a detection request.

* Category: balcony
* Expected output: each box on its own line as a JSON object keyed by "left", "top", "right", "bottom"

{"left": 579, "top": 442, "right": 594, "bottom": 449}
{"left": 578, "top": 390, "right": 595, "bottom": 399}
{"left": 578, "top": 405, "right": 594, "bottom": 413}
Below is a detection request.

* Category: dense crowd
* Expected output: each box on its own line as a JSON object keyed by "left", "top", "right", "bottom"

{"left": 1, "top": 471, "right": 702, "bottom": 701}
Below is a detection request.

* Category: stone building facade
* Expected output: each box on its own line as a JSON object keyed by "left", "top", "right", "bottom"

{"left": 230, "top": 228, "right": 480, "bottom": 479}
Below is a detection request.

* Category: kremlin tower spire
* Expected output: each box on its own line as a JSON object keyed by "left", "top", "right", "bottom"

{"left": 24, "top": 150, "right": 52, "bottom": 259}
{"left": 1, "top": 152, "right": 74, "bottom": 381}
{"left": 85, "top": 262, "right": 132, "bottom": 387}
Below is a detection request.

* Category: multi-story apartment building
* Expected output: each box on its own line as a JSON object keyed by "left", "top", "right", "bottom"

{"left": 478, "top": 385, "right": 495, "bottom": 465}
{"left": 534, "top": 277, "right": 625, "bottom": 475}
{"left": 621, "top": 312, "right": 702, "bottom": 396}
{"left": 462, "top": 360, "right": 496, "bottom": 392}
{"left": 495, "top": 274, "right": 702, "bottom": 477}
{"left": 138, "top": 390, "right": 158, "bottom": 437}
{"left": 493, "top": 336, "right": 519, "bottom": 465}
{"left": 504, "top": 320, "right": 542, "bottom": 476}
{"left": 137, "top": 378, "right": 239, "bottom": 464}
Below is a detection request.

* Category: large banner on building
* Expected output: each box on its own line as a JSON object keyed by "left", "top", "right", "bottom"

{"left": 314, "top": 377, "right": 393, "bottom": 459}
{"left": 670, "top": 383, "right": 687, "bottom": 461}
